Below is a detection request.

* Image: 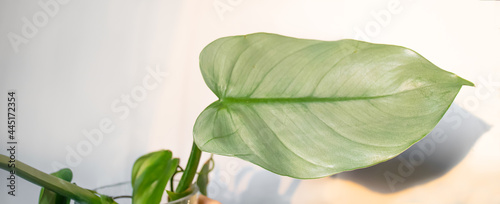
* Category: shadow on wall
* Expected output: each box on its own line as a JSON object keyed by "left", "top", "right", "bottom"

{"left": 210, "top": 166, "right": 300, "bottom": 204}
{"left": 336, "top": 104, "right": 490, "bottom": 193}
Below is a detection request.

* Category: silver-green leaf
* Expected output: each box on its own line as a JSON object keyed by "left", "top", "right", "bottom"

{"left": 194, "top": 32, "right": 473, "bottom": 179}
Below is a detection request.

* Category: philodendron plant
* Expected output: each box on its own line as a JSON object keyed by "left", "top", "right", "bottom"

{"left": 0, "top": 33, "right": 473, "bottom": 203}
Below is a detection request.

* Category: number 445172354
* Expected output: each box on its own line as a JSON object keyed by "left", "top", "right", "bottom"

{"left": 7, "top": 92, "right": 15, "bottom": 140}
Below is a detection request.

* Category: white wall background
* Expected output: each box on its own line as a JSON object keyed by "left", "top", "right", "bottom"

{"left": 0, "top": 0, "right": 499, "bottom": 203}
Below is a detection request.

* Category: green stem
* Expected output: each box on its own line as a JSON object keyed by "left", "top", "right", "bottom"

{"left": 93, "top": 181, "right": 129, "bottom": 191}
{"left": 0, "top": 154, "right": 102, "bottom": 204}
{"left": 175, "top": 142, "right": 202, "bottom": 193}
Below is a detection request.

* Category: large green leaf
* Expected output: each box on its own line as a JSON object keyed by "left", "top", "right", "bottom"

{"left": 194, "top": 32, "right": 473, "bottom": 179}
{"left": 131, "top": 150, "right": 179, "bottom": 204}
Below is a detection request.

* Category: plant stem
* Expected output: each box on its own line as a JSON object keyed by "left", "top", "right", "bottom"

{"left": 93, "top": 181, "right": 130, "bottom": 191}
{"left": 175, "top": 142, "right": 202, "bottom": 193}
{"left": 112, "top": 195, "right": 132, "bottom": 199}
{"left": 0, "top": 154, "right": 102, "bottom": 203}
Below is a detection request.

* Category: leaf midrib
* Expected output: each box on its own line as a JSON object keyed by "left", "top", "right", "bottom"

{"left": 219, "top": 82, "right": 466, "bottom": 104}
{"left": 220, "top": 95, "right": 388, "bottom": 104}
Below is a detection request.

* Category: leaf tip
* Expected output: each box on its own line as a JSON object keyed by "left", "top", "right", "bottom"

{"left": 457, "top": 75, "right": 475, "bottom": 87}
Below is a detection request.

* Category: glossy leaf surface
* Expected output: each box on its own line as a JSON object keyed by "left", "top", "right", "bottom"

{"left": 131, "top": 150, "right": 179, "bottom": 204}
{"left": 194, "top": 33, "right": 473, "bottom": 179}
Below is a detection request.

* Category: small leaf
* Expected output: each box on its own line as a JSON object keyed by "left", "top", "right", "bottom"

{"left": 99, "top": 195, "right": 118, "bottom": 204}
{"left": 39, "top": 168, "right": 73, "bottom": 204}
{"left": 166, "top": 185, "right": 193, "bottom": 201}
{"left": 131, "top": 150, "right": 179, "bottom": 204}
{"left": 194, "top": 33, "right": 474, "bottom": 179}
{"left": 196, "top": 155, "right": 214, "bottom": 196}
